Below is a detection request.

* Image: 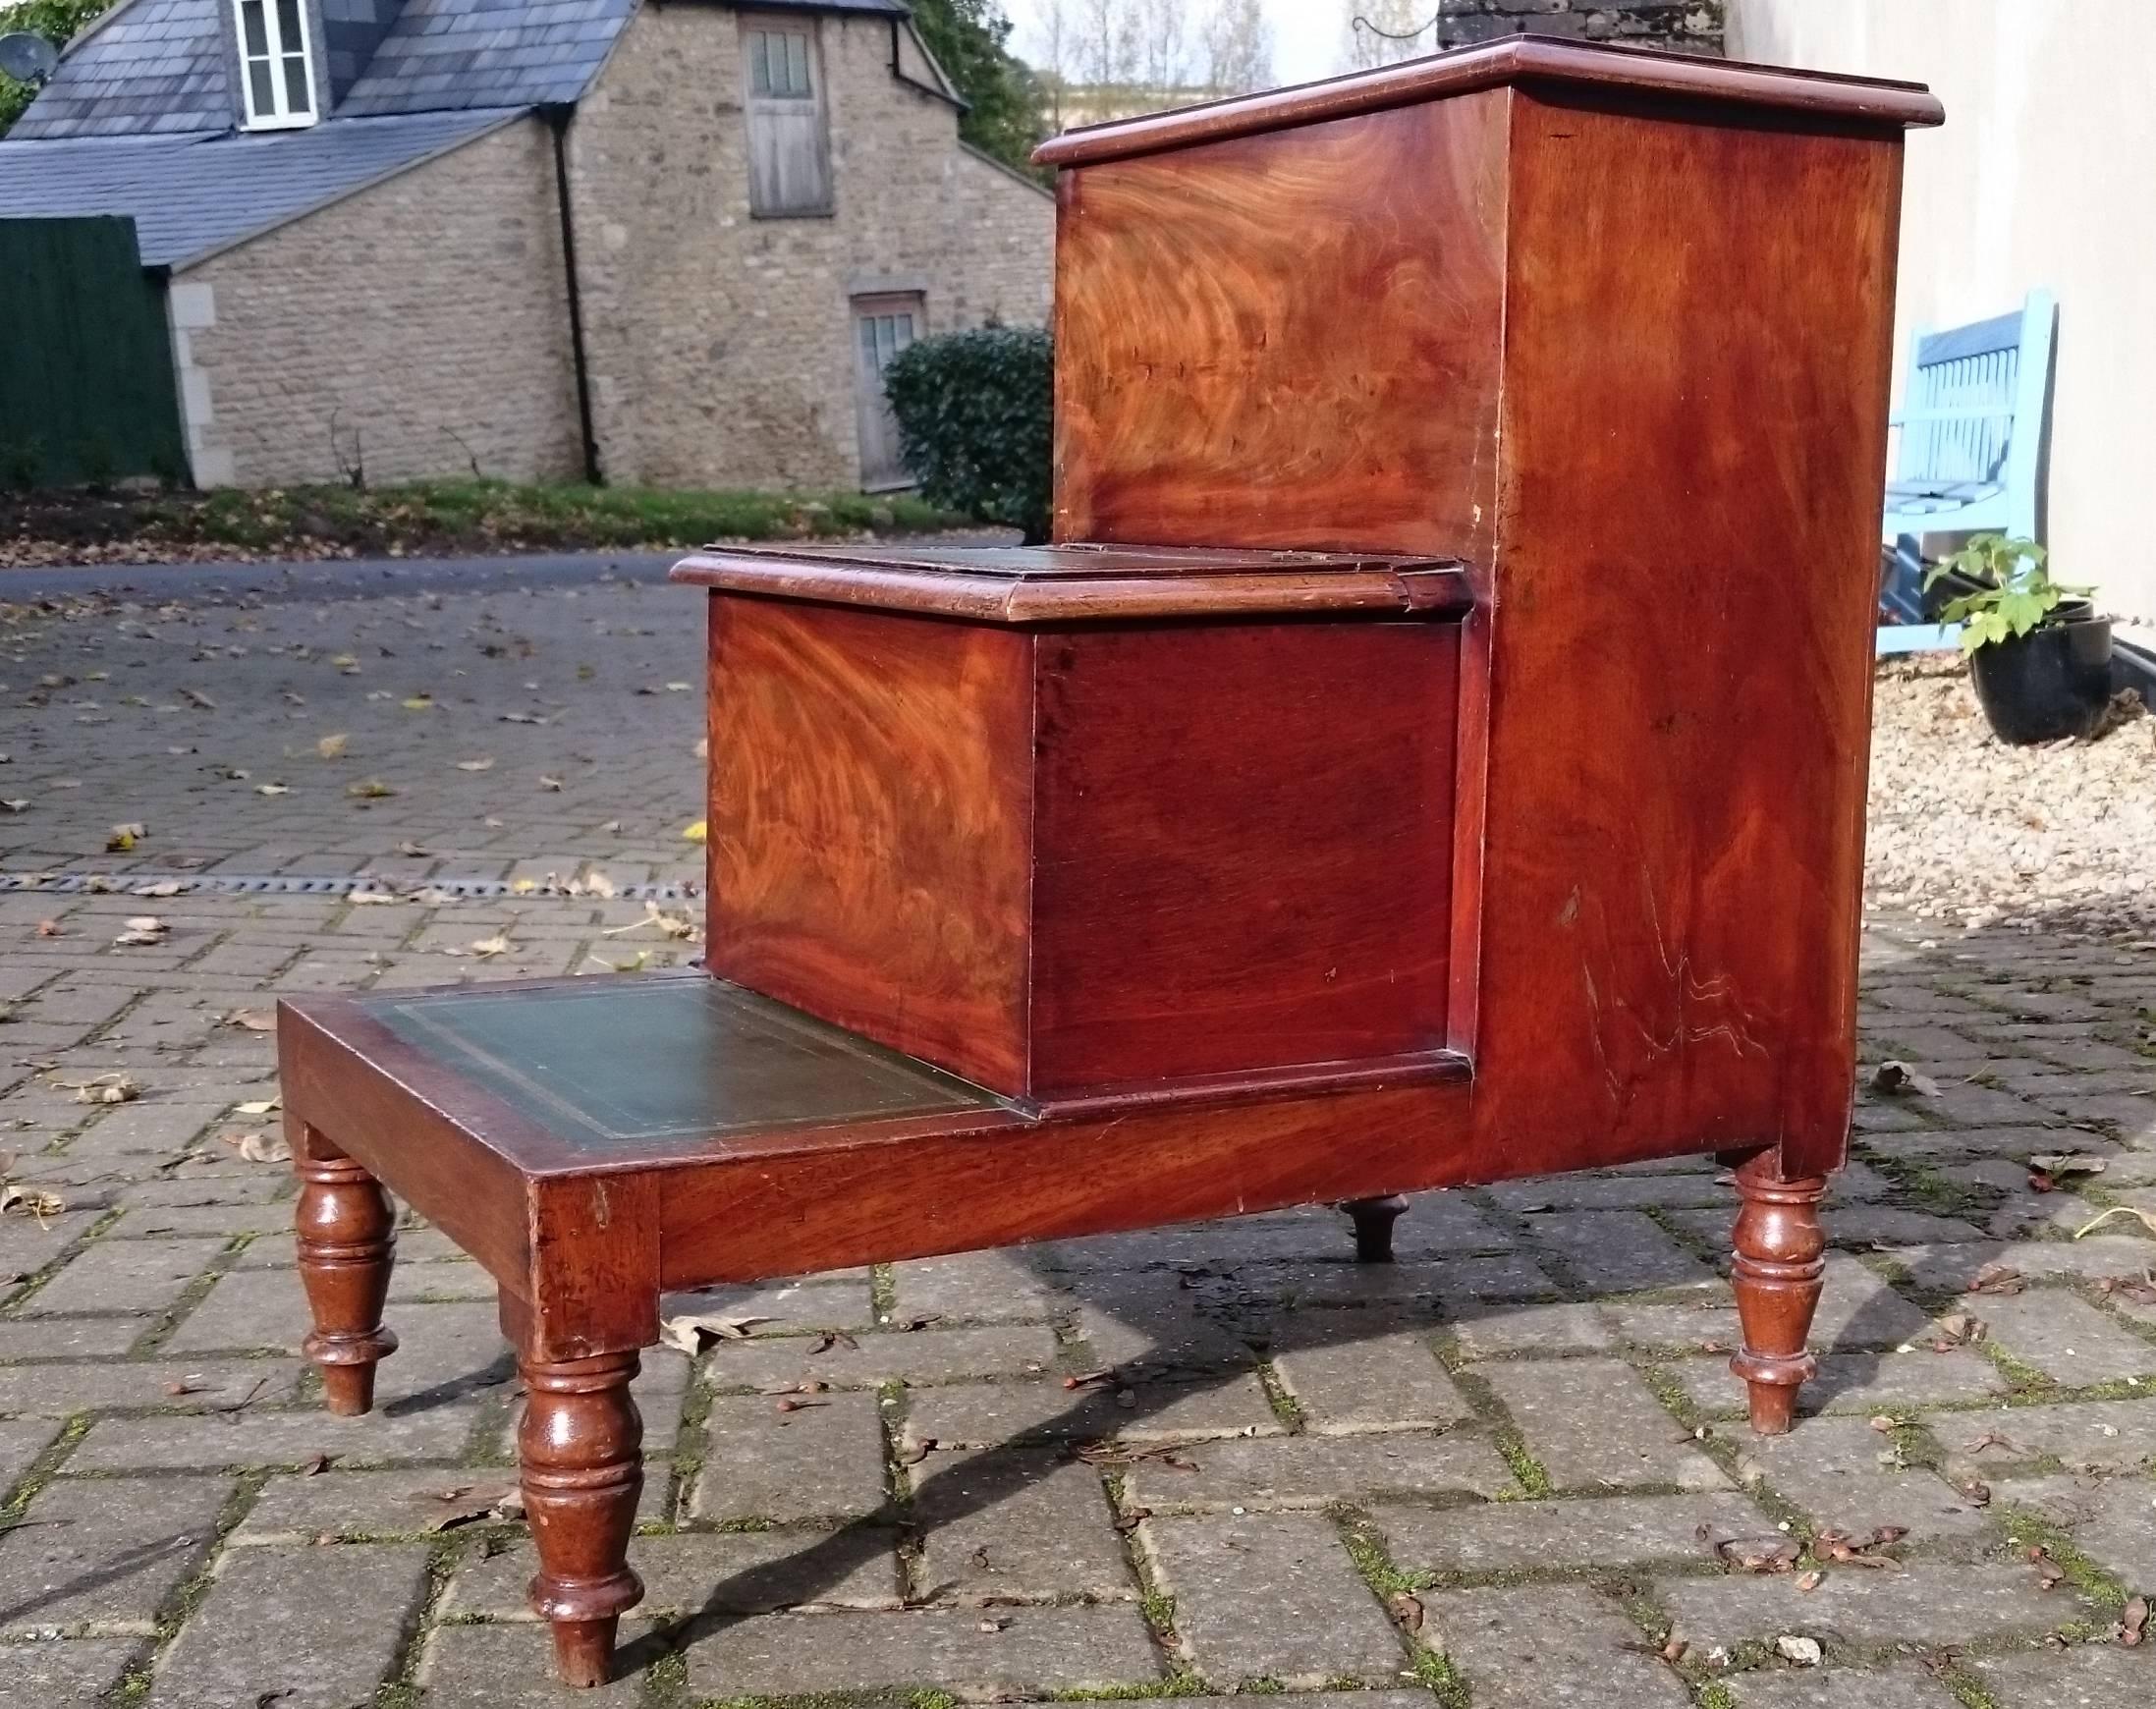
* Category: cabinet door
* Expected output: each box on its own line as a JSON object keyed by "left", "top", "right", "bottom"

{"left": 853, "top": 296, "right": 921, "bottom": 492}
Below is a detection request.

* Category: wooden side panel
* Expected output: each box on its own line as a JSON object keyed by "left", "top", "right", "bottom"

{"left": 702, "top": 596, "right": 1034, "bottom": 1093}
{"left": 1052, "top": 92, "right": 1509, "bottom": 560}
{"left": 1029, "top": 620, "right": 1458, "bottom": 1095}
{"left": 1469, "top": 92, "right": 1902, "bottom": 1179}
{"left": 659, "top": 1076, "right": 1480, "bottom": 1285}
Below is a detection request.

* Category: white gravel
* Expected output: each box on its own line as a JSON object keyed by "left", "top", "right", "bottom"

{"left": 1865, "top": 657, "right": 2156, "bottom": 937}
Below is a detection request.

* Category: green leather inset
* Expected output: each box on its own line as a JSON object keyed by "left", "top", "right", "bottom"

{"left": 366, "top": 977, "right": 995, "bottom": 1145}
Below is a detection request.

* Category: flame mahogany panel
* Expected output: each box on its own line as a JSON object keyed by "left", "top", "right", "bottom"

{"left": 1472, "top": 90, "right": 1897, "bottom": 1180}
{"left": 700, "top": 596, "right": 1034, "bottom": 1091}
{"left": 1053, "top": 91, "right": 1508, "bottom": 561}
{"left": 1029, "top": 619, "right": 1459, "bottom": 1094}
{"left": 1055, "top": 85, "right": 1903, "bottom": 1180}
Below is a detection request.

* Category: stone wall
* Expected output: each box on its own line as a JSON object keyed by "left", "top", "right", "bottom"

{"left": 567, "top": 5, "right": 1056, "bottom": 490}
{"left": 176, "top": 116, "right": 581, "bottom": 489}
{"left": 1437, "top": 1, "right": 1725, "bottom": 52}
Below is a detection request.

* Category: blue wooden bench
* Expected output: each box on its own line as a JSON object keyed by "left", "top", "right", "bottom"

{"left": 1878, "top": 289, "right": 2056, "bottom": 653}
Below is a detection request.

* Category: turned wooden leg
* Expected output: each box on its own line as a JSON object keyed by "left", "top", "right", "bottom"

{"left": 1341, "top": 1194, "right": 1410, "bottom": 1263}
{"left": 1726, "top": 1149, "right": 1828, "bottom": 1436}
{"left": 295, "top": 1146, "right": 398, "bottom": 1416}
{"left": 521, "top": 1351, "right": 644, "bottom": 1688}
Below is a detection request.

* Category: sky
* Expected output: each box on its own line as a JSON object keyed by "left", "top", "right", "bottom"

{"left": 997, "top": 0, "right": 1359, "bottom": 89}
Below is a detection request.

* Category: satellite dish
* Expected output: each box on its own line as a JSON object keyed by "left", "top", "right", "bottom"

{"left": 0, "top": 32, "right": 59, "bottom": 84}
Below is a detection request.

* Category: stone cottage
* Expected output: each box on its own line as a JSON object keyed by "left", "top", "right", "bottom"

{"left": 0, "top": 0, "right": 1054, "bottom": 490}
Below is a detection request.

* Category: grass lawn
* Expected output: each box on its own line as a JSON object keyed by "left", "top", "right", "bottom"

{"left": 0, "top": 477, "right": 969, "bottom": 566}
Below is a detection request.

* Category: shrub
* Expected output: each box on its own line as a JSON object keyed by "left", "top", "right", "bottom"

{"left": 884, "top": 324, "right": 1052, "bottom": 543}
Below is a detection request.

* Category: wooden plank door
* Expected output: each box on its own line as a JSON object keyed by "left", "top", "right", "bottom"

{"left": 853, "top": 295, "right": 921, "bottom": 492}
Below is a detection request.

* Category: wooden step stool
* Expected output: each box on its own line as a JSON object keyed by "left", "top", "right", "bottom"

{"left": 277, "top": 36, "right": 1945, "bottom": 1688}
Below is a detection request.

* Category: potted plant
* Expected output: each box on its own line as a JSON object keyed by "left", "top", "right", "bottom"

{"left": 1924, "top": 534, "right": 2112, "bottom": 744}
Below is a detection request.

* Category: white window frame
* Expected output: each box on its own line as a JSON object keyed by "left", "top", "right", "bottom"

{"left": 232, "top": 0, "right": 319, "bottom": 131}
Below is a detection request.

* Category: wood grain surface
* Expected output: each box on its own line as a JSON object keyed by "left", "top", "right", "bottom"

{"left": 1029, "top": 619, "right": 1460, "bottom": 1093}
{"left": 700, "top": 595, "right": 1035, "bottom": 1092}
{"left": 1053, "top": 92, "right": 1509, "bottom": 560}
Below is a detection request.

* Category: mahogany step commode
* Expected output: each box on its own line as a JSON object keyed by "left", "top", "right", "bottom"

{"left": 277, "top": 36, "right": 1945, "bottom": 1688}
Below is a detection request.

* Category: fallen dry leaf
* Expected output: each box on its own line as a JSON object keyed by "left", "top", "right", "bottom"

{"left": 106, "top": 822, "right": 145, "bottom": 852}
{"left": 1387, "top": 1591, "right": 1423, "bottom": 1633}
{"left": 539, "top": 775, "right": 564, "bottom": 792}
{"left": 1871, "top": 1060, "right": 1939, "bottom": 1097}
{"left": 455, "top": 756, "right": 495, "bottom": 773}
{"left": 408, "top": 1483, "right": 523, "bottom": 1532}
{"left": 2123, "top": 1596, "right": 2148, "bottom": 1647}
{"left": 469, "top": 935, "right": 512, "bottom": 959}
{"left": 234, "top": 1098, "right": 280, "bottom": 1117}
{"left": 224, "top": 1010, "right": 276, "bottom": 1032}
{"left": 347, "top": 779, "right": 396, "bottom": 799}
{"left": 402, "top": 695, "right": 433, "bottom": 711}
{"left": 180, "top": 688, "right": 216, "bottom": 709}
{"left": 0, "top": 1183, "right": 65, "bottom": 1223}
{"left": 659, "top": 1313, "right": 770, "bottom": 1354}
{"left": 255, "top": 784, "right": 290, "bottom": 798}
{"left": 34, "top": 920, "right": 61, "bottom": 938}
{"left": 1712, "top": 1532, "right": 1800, "bottom": 1574}
{"left": 132, "top": 880, "right": 183, "bottom": 898}
{"left": 216, "top": 1130, "right": 291, "bottom": 1165}
{"left": 1967, "top": 1263, "right": 2026, "bottom": 1296}
{"left": 316, "top": 734, "right": 349, "bottom": 758}
{"left": 1814, "top": 1526, "right": 1907, "bottom": 1570}
{"left": 683, "top": 820, "right": 707, "bottom": 844}
{"left": 111, "top": 915, "right": 169, "bottom": 947}
{"left": 2029, "top": 1154, "right": 2107, "bottom": 1180}
{"left": 73, "top": 1073, "right": 140, "bottom": 1105}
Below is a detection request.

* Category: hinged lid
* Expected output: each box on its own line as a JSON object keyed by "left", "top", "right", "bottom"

{"left": 670, "top": 542, "right": 1472, "bottom": 624}
{"left": 1033, "top": 36, "right": 1944, "bottom": 171}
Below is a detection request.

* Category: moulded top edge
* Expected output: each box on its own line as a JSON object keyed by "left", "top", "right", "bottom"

{"left": 1031, "top": 35, "right": 1945, "bottom": 170}
{"left": 669, "top": 543, "right": 1476, "bottom": 625}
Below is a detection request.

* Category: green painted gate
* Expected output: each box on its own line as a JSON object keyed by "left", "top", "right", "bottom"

{"left": 0, "top": 216, "right": 187, "bottom": 487}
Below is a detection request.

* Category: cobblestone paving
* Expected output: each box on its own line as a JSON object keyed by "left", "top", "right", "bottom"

{"left": 0, "top": 572, "right": 2151, "bottom": 1706}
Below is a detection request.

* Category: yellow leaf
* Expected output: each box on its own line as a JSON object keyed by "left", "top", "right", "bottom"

{"left": 347, "top": 780, "right": 395, "bottom": 799}
{"left": 683, "top": 820, "right": 707, "bottom": 844}
{"left": 402, "top": 696, "right": 433, "bottom": 711}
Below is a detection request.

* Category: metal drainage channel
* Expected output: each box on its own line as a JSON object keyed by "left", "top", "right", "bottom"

{"left": 0, "top": 872, "right": 694, "bottom": 901}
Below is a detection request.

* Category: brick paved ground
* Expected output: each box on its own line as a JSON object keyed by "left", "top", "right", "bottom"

{"left": 0, "top": 569, "right": 2150, "bottom": 1707}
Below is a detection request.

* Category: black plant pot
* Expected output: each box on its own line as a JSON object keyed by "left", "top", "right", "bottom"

{"left": 1968, "top": 606, "right": 2114, "bottom": 744}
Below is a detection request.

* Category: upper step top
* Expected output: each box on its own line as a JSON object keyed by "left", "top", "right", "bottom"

{"left": 670, "top": 542, "right": 1474, "bottom": 625}
{"left": 1032, "top": 35, "right": 1945, "bottom": 171}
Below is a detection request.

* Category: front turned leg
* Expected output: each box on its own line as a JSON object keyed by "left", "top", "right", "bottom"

{"left": 295, "top": 1145, "right": 398, "bottom": 1416}
{"left": 521, "top": 1351, "right": 644, "bottom": 1687}
{"left": 1341, "top": 1194, "right": 1410, "bottom": 1263}
{"left": 1726, "top": 1150, "right": 1828, "bottom": 1435}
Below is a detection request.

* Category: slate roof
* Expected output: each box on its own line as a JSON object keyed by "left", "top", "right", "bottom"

{"left": 12, "top": 0, "right": 920, "bottom": 140}
{"left": 334, "top": 0, "right": 639, "bottom": 117}
{"left": 9, "top": 0, "right": 235, "bottom": 139}
{"left": 0, "top": 107, "right": 525, "bottom": 265}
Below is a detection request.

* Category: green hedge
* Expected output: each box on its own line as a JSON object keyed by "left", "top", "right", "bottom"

{"left": 884, "top": 324, "right": 1052, "bottom": 543}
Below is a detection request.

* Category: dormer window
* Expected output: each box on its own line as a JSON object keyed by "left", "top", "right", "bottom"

{"left": 234, "top": 0, "right": 317, "bottom": 130}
